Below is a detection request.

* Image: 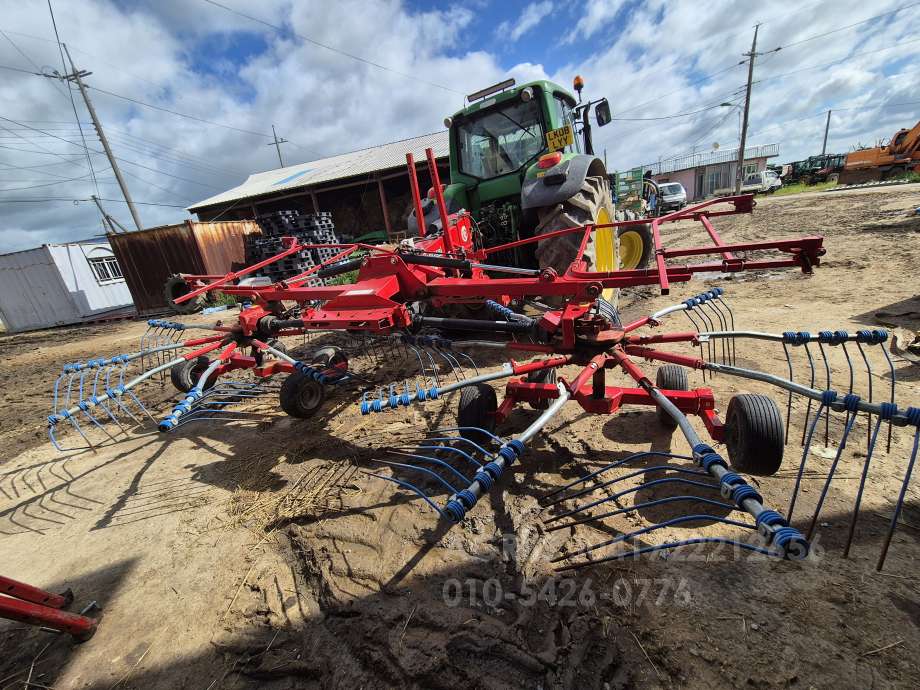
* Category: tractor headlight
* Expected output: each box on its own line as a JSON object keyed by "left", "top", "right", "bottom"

{"left": 521, "top": 87, "right": 533, "bottom": 102}
{"left": 443, "top": 117, "right": 453, "bottom": 129}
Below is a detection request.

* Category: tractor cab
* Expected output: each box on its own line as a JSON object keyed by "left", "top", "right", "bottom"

{"left": 410, "top": 77, "right": 652, "bottom": 279}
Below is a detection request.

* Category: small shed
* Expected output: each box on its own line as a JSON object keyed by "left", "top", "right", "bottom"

{"left": 0, "top": 239, "right": 134, "bottom": 333}
{"left": 107, "top": 220, "right": 260, "bottom": 316}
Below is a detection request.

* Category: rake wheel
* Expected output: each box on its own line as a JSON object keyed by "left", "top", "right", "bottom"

{"left": 457, "top": 383, "right": 497, "bottom": 445}
{"left": 170, "top": 356, "right": 216, "bottom": 393}
{"left": 724, "top": 394, "right": 785, "bottom": 476}
{"left": 655, "top": 365, "right": 689, "bottom": 429}
{"left": 280, "top": 372, "right": 327, "bottom": 419}
{"left": 527, "top": 368, "right": 557, "bottom": 410}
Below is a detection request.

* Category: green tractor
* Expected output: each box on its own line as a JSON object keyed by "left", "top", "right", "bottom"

{"left": 410, "top": 77, "right": 654, "bottom": 296}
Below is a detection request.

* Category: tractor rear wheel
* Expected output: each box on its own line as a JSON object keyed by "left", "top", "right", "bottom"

{"left": 534, "top": 176, "right": 653, "bottom": 302}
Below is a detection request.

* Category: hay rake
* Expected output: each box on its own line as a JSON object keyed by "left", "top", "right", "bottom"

{"left": 40, "top": 147, "right": 920, "bottom": 571}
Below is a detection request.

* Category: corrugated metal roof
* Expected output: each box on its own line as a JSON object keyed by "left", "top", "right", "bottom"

{"left": 188, "top": 131, "right": 449, "bottom": 212}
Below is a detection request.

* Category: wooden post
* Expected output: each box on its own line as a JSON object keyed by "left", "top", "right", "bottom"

{"left": 310, "top": 191, "right": 320, "bottom": 213}
{"left": 376, "top": 175, "right": 393, "bottom": 241}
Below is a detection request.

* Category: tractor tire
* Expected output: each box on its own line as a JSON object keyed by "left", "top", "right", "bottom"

{"left": 170, "top": 356, "right": 216, "bottom": 393}
{"left": 279, "top": 371, "right": 326, "bottom": 419}
{"left": 655, "top": 365, "right": 689, "bottom": 429}
{"left": 534, "top": 175, "right": 615, "bottom": 276}
{"left": 457, "top": 383, "right": 497, "bottom": 445}
{"left": 164, "top": 274, "right": 205, "bottom": 315}
{"left": 526, "top": 367, "right": 557, "bottom": 410}
{"left": 617, "top": 210, "right": 653, "bottom": 271}
{"left": 724, "top": 394, "right": 785, "bottom": 476}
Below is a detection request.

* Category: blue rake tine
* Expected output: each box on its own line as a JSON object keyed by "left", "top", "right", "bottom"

{"left": 417, "top": 436, "right": 493, "bottom": 461}
{"left": 364, "top": 458, "right": 461, "bottom": 496}
{"left": 390, "top": 444, "right": 484, "bottom": 470}
{"left": 817, "top": 339, "right": 833, "bottom": 446}
{"left": 545, "top": 494, "right": 737, "bottom": 532}
{"left": 545, "top": 464, "right": 711, "bottom": 507}
{"left": 550, "top": 513, "right": 757, "bottom": 564}
{"left": 544, "top": 477, "right": 721, "bottom": 525}
{"left": 854, "top": 339, "right": 874, "bottom": 447}
{"left": 683, "top": 309, "right": 707, "bottom": 381}
{"left": 429, "top": 427, "right": 504, "bottom": 444}
{"left": 555, "top": 538, "right": 777, "bottom": 570}
{"left": 385, "top": 451, "right": 473, "bottom": 486}
{"left": 788, "top": 391, "right": 837, "bottom": 521}
{"left": 843, "top": 409, "right": 891, "bottom": 558}
{"left": 541, "top": 451, "right": 693, "bottom": 502}
{"left": 359, "top": 471, "right": 448, "bottom": 520}
{"left": 800, "top": 343, "right": 817, "bottom": 445}
{"left": 806, "top": 395, "right": 861, "bottom": 540}
{"left": 876, "top": 408, "right": 920, "bottom": 571}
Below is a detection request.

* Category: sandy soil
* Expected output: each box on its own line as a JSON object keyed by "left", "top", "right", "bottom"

{"left": 1, "top": 184, "right": 920, "bottom": 689}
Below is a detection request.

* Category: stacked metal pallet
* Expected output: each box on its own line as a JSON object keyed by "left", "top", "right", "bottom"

{"left": 248, "top": 211, "right": 339, "bottom": 286}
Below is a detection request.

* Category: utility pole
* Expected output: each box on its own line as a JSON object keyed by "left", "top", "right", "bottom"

{"left": 267, "top": 125, "right": 288, "bottom": 167}
{"left": 61, "top": 45, "right": 143, "bottom": 231}
{"left": 821, "top": 109, "right": 831, "bottom": 155}
{"left": 735, "top": 24, "right": 759, "bottom": 194}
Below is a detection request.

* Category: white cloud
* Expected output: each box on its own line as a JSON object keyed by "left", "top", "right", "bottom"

{"left": 564, "top": 0, "right": 629, "bottom": 44}
{"left": 0, "top": 0, "right": 917, "bottom": 252}
{"left": 497, "top": 1, "right": 554, "bottom": 42}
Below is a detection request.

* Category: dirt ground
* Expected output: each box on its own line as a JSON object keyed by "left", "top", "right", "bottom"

{"left": 2, "top": 184, "right": 920, "bottom": 689}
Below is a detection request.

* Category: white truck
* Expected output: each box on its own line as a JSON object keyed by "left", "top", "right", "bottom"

{"left": 715, "top": 170, "right": 782, "bottom": 196}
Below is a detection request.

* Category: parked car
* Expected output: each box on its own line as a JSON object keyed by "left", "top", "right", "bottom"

{"left": 715, "top": 170, "right": 782, "bottom": 196}
{"left": 656, "top": 182, "right": 687, "bottom": 213}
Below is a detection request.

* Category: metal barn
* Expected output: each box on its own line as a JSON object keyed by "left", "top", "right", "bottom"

{"left": 0, "top": 239, "right": 134, "bottom": 333}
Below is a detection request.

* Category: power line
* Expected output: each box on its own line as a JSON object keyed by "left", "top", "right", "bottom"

{"left": 771, "top": 1, "right": 920, "bottom": 51}
{"left": 199, "top": 0, "right": 462, "bottom": 95}
{"left": 47, "top": 0, "right": 102, "bottom": 199}
{"left": 0, "top": 196, "right": 187, "bottom": 207}
{"left": 611, "top": 98, "right": 741, "bottom": 122}
{"left": 0, "top": 115, "right": 224, "bottom": 190}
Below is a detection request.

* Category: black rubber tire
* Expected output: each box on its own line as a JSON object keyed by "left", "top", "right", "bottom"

{"left": 311, "top": 346, "right": 347, "bottom": 368}
{"left": 655, "top": 365, "right": 689, "bottom": 429}
{"left": 164, "top": 274, "right": 205, "bottom": 314}
{"left": 457, "top": 383, "right": 498, "bottom": 445}
{"left": 279, "top": 371, "right": 326, "bottom": 419}
{"left": 266, "top": 338, "right": 288, "bottom": 356}
{"left": 724, "top": 394, "right": 785, "bottom": 476}
{"left": 526, "top": 367, "right": 557, "bottom": 410}
{"left": 594, "top": 297, "right": 622, "bottom": 328}
{"left": 170, "top": 356, "right": 215, "bottom": 393}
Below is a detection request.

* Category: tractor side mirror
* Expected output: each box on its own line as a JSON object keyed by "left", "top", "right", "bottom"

{"left": 594, "top": 99, "right": 612, "bottom": 127}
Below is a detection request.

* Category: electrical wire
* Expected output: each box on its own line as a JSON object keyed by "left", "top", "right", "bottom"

{"left": 772, "top": 1, "right": 920, "bottom": 52}
{"left": 0, "top": 197, "right": 187, "bottom": 207}
{"left": 47, "top": 0, "right": 101, "bottom": 198}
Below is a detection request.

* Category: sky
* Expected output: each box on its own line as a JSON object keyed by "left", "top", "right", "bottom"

{"left": 0, "top": 0, "right": 918, "bottom": 252}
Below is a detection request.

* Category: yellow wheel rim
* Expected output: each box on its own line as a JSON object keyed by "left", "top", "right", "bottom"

{"left": 593, "top": 207, "right": 616, "bottom": 301}
{"left": 617, "top": 229, "right": 645, "bottom": 270}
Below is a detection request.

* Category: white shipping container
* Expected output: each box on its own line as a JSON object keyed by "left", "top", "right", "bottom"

{"left": 0, "top": 240, "right": 134, "bottom": 333}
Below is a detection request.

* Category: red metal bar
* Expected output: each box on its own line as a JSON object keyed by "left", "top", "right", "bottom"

{"left": 0, "top": 576, "right": 71, "bottom": 609}
{"left": 173, "top": 239, "right": 306, "bottom": 304}
{"left": 182, "top": 338, "right": 228, "bottom": 361}
{"left": 625, "top": 332, "right": 698, "bottom": 345}
{"left": 650, "top": 216, "right": 670, "bottom": 293}
{"left": 284, "top": 245, "right": 358, "bottom": 287}
{"left": 426, "top": 147, "right": 453, "bottom": 254}
{"left": 406, "top": 152, "right": 427, "bottom": 237}
{"left": 181, "top": 334, "right": 226, "bottom": 348}
{"left": 624, "top": 345, "right": 706, "bottom": 370}
{"left": 0, "top": 595, "right": 97, "bottom": 641}
{"left": 510, "top": 355, "right": 571, "bottom": 375}
{"left": 661, "top": 236, "right": 824, "bottom": 259}
{"left": 699, "top": 214, "right": 735, "bottom": 261}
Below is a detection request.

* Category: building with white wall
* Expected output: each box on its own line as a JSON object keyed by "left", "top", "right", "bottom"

{"left": 0, "top": 238, "right": 134, "bottom": 333}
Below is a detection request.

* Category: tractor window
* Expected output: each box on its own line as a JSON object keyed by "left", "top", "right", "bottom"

{"left": 455, "top": 98, "right": 545, "bottom": 180}
{"left": 552, "top": 94, "right": 580, "bottom": 154}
